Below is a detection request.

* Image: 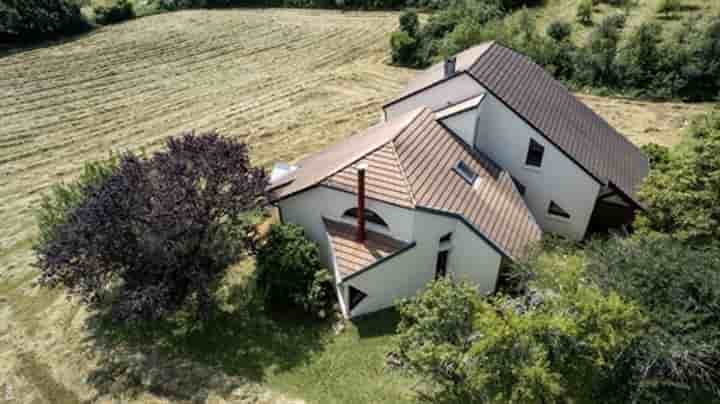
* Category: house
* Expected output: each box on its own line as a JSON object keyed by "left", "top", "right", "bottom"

{"left": 268, "top": 42, "right": 649, "bottom": 318}
{"left": 384, "top": 42, "right": 650, "bottom": 239}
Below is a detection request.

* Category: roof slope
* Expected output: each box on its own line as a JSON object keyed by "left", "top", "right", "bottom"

{"left": 387, "top": 42, "right": 649, "bottom": 204}
{"left": 270, "top": 107, "right": 541, "bottom": 260}
{"left": 323, "top": 217, "right": 413, "bottom": 280}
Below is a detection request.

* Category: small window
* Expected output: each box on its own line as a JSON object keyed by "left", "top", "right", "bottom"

{"left": 343, "top": 208, "right": 388, "bottom": 227}
{"left": 439, "top": 232, "right": 453, "bottom": 243}
{"left": 548, "top": 201, "right": 571, "bottom": 219}
{"left": 525, "top": 139, "right": 545, "bottom": 167}
{"left": 348, "top": 286, "right": 367, "bottom": 311}
{"left": 512, "top": 176, "right": 526, "bottom": 196}
{"left": 454, "top": 161, "right": 478, "bottom": 185}
{"left": 435, "top": 250, "right": 449, "bottom": 279}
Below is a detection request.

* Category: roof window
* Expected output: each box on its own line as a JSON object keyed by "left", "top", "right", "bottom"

{"left": 454, "top": 161, "right": 478, "bottom": 185}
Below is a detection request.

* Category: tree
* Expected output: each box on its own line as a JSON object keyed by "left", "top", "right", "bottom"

{"left": 616, "top": 22, "right": 665, "bottom": 95}
{"left": 585, "top": 235, "right": 720, "bottom": 401}
{"left": 577, "top": 0, "right": 593, "bottom": 25}
{"left": 635, "top": 112, "right": 720, "bottom": 242}
{"left": 395, "top": 270, "right": 644, "bottom": 403}
{"left": 390, "top": 30, "right": 418, "bottom": 66}
{"left": 546, "top": 20, "right": 572, "bottom": 42}
{"left": 35, "top": 131, "right": 268, "bottom": 321}
{"left": 255, "top": 223, "right": 333, "bottom": 318}
{"left": 0, "top": 0, "right": 90, "bottom": 42}
{"left": 399, "top": 10, "right": 419, "bottom": 38}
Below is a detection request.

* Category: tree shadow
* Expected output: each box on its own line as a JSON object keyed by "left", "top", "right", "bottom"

{"left": 0, "top": 29, "right": 103, "bottom": 59}
{"left": 81, "top": 285, "right": 330, "bottom": 402}
{"left": 353, "top": 308, "right": 401, "bottom": 339}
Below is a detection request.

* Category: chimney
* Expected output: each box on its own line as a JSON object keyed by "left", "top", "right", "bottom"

{"left": 356, "top": 163, "right": 367, "bottom": 243}
{"left": 444, "top": 57, "right": 456, "bottom": 77}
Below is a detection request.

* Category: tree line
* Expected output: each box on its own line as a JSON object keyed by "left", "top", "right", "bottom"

{"left": 391, "top": 2, "right": 720, "bottom": 101}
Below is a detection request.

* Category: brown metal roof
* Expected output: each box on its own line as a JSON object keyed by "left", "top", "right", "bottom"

{"left": 323, "top": 217, "right": 412, "bottom": 280}
{"left": 386, "top": 42, "right": 649, "bottom": 205}
{"left": 271, "top": 107, "right": 541, "bottom": 260}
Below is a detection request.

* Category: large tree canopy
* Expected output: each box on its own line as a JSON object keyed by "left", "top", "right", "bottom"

{"left": 35, "top": 131, "right": 268, "bottom": 321}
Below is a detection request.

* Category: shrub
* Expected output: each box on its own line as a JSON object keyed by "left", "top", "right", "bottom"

{"left": 640, "top": 142, "right": 671, "bottom": 171}
{"left": 94, "top": 0, "right": 135, "bottom": 25}
{"left": 0, "top": 0, "right": 90, "bottom": 42}
{"left": 635, "top": 112, "right": 720, "bottom": 242}
{"left": 255, "top": 223, "right": 334, "bottom": 318}
{"left": 616, "top": 22, "right": 665, "bottom": 94}
{"left": 576, "top": 0, "right": 593, "bottom": 25}
{"left": 396, "top": 269, "right": 644, "bottom": 403}
{"left": 585, "top": 235, "right": 720, "bottom": 401}
{"left": 546, "top": 20, "right": 572, "bottom": 42}
{"left": 35, "top": 131, "right": 268, "bottom": 322}
{"left": 657, "top": 0, "right": 682, "bottom": 17}
{"left": 390, "top": 30, "right": 418, "bottom": 66}
{"left": 399, "top": 9, "right": 419, "bottom": 37}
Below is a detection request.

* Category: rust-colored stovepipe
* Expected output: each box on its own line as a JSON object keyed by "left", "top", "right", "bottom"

{"left": 356, "top": 163, "right": 367, "bottom": 242}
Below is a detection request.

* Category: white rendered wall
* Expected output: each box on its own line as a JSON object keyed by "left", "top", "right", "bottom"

{"left": 345, "top": 209, "right": 502, "bottom": 317}
{"left": 384, "top": 74, "right": 485, "bottom": 120}
{"left": 440, "top": 108, "right": 479, "bottom": 147}
{"left": 277, "top": 185, "right": 415, "bottom": 269}
{"left": 475, "top": 93, "right": 601, "bottom": 240}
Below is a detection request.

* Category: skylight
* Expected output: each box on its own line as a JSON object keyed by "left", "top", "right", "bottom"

{"left": 454, "top": 161, "right": 478, "bottom": 185}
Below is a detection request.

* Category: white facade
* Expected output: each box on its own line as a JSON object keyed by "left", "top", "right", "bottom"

{"left": 277, "top": 185, "right": 504, "bottom": 318}
{"left": 384, "top": 74, "right": 484, "bottom": 120}
{"left": 385, "top": 80, "right": 602, "bottom": 240}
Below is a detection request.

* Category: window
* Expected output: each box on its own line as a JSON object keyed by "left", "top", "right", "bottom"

{"left": 343, "top": 208, "right": 388, "bottom": 227}
{"left": 439, "top": 232, "right": 453, "bottom": 243}
{"left": 512, "top": 176, "right": 526, "bottom": 196}
{"left": 348, "top": 286, "right": 367, "bottom": 311}
{"left": 525, "top": 139, "right": 545, "bottom": 167}
{"left": 453, "top": 161, "right": 478, "bottom": 184}
{"left": 548, "top": 200, "right": 571, "bottom": 219}
{"left": 435, "top": 250, "right": 449, "bottom": 279}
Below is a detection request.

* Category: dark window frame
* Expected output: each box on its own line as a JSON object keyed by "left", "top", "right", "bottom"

{"left": 525, "top": 138, "right": 545, "bottom": 167}
{"left": 439, "top": 232, "right": 453, "bottom": 243}
{"left": 435, "top": 250, "right": 449, "bottom": 279}
{"left": 348, "top": 286, "right": 367, "bottom": 311}
{"left": 343, "top": 208, "right": 389, "bottom": 227}
{"left": 453, "top": 161, "right": 478, "bottom": 185}
{"left": 548, "top": 200, "right": 571, "bottom": 219}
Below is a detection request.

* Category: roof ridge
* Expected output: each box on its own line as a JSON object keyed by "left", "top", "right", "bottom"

{"left": 388, "top": 139, "right": 418, "bottom": 207}
{"left": 311, "top": 108, "right": 425, "bottom": 191}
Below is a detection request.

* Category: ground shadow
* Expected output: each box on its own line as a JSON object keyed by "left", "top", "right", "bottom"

{"left": 0, "top": 28, "right": 103, "bottom": 59}
{"left": 353, "top": 307, "right": 401, "bottom": 339}
{"left": 82, "top": 288, "right": 330, "bottom": 402}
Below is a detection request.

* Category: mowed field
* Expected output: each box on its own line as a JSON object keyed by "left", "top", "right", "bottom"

{"left": 0, "top": 8, "right": 714, "bottom": 404}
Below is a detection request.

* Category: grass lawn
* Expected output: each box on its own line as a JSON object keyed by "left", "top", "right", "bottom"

{"left": 82, "top": 261, "right": 416, "bottom": 404}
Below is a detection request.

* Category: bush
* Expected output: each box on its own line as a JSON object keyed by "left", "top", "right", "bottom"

{"left": 616, "top": 22, "right": 665, "bottom": 94}
{"left": 635, "top": 112, "right": 720, "bottom": 242}
{"left": 0, "top": 0, "right": 90, "bottom": 42}
{"left": 657, "top": 0, "right": 682, "bottom": 17}
{"left": 576, "top": 0, "right": 593, "bottom": 25}
{"left": 255, "top": 223, "right": 334, "bottom": 318}
{"left": 585, "top": 235, "right": 720, "bottom": 401}
{"left": 399, "top": 9, "right": 419, "bottom": 37}
{"left": 94, "top": 0, "right": 135, "bottom": 25}
{"left": 390, "top": 30, "right": 418, "bottom": 66}
{"left": 546, "top": 20, "right": 572, "bottom": 42}
{"left": 35, "top": 131, "right": 268, "bottom": 322}
{"left": 396, "top": 269, "right": 644, "bottom": 403}
{"left": 640, "top": 142, "right": 671, "bottom": 170}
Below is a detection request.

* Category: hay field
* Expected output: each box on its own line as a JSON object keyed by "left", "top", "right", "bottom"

{"left": 0, "top": 8, "right": 713, "bottom": 404}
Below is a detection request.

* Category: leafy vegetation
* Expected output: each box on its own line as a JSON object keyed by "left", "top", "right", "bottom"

{"left": 636, "top": 112, "right": 720, "bottom": 242}
{"left": 255, "top": 223, "right": 334, "bottom": 318}
{"left": 93, "top": 0, "right": 135, "bottom": 25}
{"left": 390, "top": 1, "right": 720, "bottom": 101}
{"left": 35, "top": 131, "right": 268, "bottom": 322}
{"left": 395, "top": 271, "right": 644, "bottom": 403}
{"left": 0, "top": 0, "right": 90, "bottom": 42}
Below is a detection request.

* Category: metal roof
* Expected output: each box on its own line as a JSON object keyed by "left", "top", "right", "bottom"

{"left": 271, "top": 107, "right": 542, "bottom": 261}
{"left": 323, "top": 217, "right": 413, "bottom": 280}
{"left": 385, "top": 42, "right": 649, "bottom": 205}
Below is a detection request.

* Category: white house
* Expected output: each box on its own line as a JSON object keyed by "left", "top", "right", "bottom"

{"left": 267, "top": 42, "right": 649, "bottom": 318}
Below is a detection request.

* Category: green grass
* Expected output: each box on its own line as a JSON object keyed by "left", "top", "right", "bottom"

{"left": 82, "top": 264, "right": 415, "bottom": 403}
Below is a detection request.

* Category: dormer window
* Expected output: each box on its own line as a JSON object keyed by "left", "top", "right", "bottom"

{"left": 343, "top": 208, "right": 388, "bottom": 227}
{"left": 454, "top": 161, "right": 478, "bottom": 185}
{"left": 525, "top": 139, "right": 545, "bottom": 168}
